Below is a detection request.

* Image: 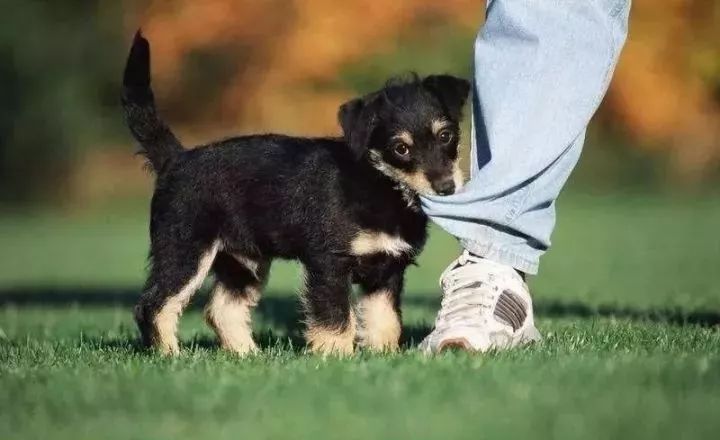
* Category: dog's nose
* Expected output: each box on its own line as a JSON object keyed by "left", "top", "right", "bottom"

{"left": 433, "top": 179, "right": 456, "bottom": 196}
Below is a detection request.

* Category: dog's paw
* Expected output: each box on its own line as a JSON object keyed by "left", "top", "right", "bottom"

{"left": 305, "top": 324, "right": 356, "bottom": 357}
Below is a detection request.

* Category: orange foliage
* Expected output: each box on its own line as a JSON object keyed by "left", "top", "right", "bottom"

{"left": 608, "top": 0, "right": 720, "bottom": 178}
{"left": 130, "top": 0, "right": 481, "bottom": 136}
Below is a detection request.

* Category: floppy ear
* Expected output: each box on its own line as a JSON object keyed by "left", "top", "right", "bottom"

{"left": 422, "top": 75, "right": 471, "bottom": 120}
{"left": 338, "top": 97, "right": 376, "bottom": 160}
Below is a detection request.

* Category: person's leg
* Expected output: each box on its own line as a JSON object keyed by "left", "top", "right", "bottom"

{"left": 421, "top": 0, "right": 630, "bottom": 275}
{"left": 419, "top": 0, "right": 630, "bottom": 353}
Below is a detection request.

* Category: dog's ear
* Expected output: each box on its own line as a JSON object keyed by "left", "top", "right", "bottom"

{"left": 422, "top": 75, "right": 471, "bottom": 120}
{"left": 338, "top": 97, "right": 376, "bottom": 160}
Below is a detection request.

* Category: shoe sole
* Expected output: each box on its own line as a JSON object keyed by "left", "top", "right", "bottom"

{"left": 436, "top": 337, "right": 474, "bottom": 352}
{"left": 434, "top": 329, "right": 541, "bottom": 354}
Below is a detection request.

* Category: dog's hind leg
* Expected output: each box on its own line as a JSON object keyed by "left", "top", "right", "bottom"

{"left": 135, "top": 240, "right": 220, "bottom": 355}
{"left": 205, "top": 253, "right": 270, "bottom": 355}
{"left": 302, "top": 257, "right": 356, "bottom": 356}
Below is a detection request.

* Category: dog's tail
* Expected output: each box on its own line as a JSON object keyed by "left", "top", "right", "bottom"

{"left": 122, "top": 30, "right": 183, "bottom": 173}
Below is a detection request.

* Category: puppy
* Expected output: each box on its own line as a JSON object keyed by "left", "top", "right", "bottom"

{"left": 122, "top": 32, "right": 470, "bottom": 356}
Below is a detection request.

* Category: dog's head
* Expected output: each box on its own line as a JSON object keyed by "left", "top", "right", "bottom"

{"left": 338, "top": 74, "right": 470, "bottom": 196}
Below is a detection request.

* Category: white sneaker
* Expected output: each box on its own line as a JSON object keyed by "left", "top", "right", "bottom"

{"left": 419, "top": 250, "right": 541, "bottom": 354}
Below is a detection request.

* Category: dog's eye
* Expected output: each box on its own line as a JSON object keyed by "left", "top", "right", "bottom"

{"left": 393, "top": 143, "right": 410, "bottom": 157}
{"left": 438, "top": 129, "right": 454, "bottom": 144}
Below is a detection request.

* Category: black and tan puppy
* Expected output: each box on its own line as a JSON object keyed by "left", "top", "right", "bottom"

{"left": 122, "top": 32, "right": 469, "bottom": 355}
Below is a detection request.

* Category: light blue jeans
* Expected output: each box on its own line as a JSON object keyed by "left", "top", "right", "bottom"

{"left": 421, "top": 0, "right": 630, "bottom": 275}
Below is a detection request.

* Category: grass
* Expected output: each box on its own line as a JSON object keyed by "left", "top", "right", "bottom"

{"left": 1, "top": 192, "right": 719, "bottom": 439}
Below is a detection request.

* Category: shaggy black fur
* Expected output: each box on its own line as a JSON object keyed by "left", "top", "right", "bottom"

{"left": 122, "top": 31, "right": 470, "bottom": 353}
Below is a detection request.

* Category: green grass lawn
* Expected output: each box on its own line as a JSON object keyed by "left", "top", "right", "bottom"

{"left": 1, "top": 193, "right": 719, "bottom": 439}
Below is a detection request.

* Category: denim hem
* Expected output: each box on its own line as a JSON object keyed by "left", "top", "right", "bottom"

{"left": 461, "top": 237, "right": 540, "bottom": 275}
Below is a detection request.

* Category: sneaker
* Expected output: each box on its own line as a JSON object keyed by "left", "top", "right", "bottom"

{"left": 419, "top": 250, "right": 541, "bottom": 353}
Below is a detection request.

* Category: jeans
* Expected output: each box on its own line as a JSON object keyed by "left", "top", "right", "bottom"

{"left": 420, "top": 0, "right": 630, "bottom": 275}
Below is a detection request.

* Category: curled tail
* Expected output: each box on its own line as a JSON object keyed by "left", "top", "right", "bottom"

{"left": 122, "top": 31, "right": 183, "bottom": 173}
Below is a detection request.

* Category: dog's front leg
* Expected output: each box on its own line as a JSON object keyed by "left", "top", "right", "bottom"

{"left": 356, "top": 260, "right": 406, "bottom": 352}
{"left": 302, "top": 258, "right": 356, "bottom": 356}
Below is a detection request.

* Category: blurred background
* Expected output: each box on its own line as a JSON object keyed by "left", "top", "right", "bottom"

{"left": 0, "top": 0, "right": 718, "bottom": 309}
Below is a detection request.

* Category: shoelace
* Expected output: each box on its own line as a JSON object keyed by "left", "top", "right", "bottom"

{"left": 433, "top": 251, "right": 526, "bottom": 331}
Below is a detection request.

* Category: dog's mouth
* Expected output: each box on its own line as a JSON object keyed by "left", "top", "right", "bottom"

{"left": 435, "top": 161, "right": 465, "bottom": 196}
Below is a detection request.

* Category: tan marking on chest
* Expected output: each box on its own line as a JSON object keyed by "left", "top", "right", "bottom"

{"left": 350, "top": 231, "right": 413, "bottom": 257}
